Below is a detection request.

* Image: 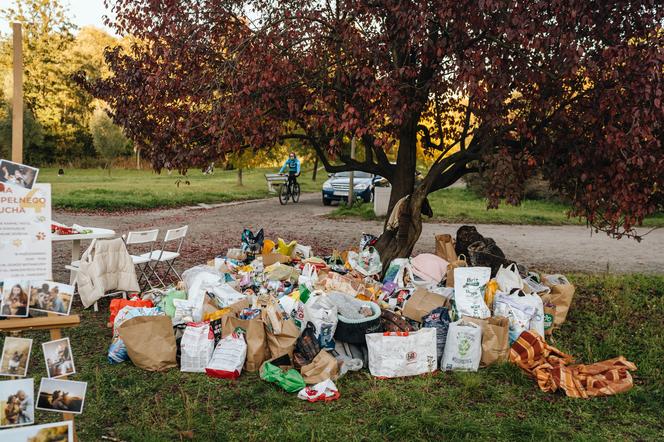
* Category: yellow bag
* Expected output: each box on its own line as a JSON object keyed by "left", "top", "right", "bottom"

{"left": 204, "top": 308, "right": 231, "bottom": 322}
{"left": 484, "top": 279, "right": 499, "bottom": 310}
{"left": 262, "top": 239, "right": 276, "bottom": 255}
{"left": 277, "top": 238, "right": 297, "bottom": 257}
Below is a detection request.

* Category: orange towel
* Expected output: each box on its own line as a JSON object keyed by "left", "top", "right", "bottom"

{"left": 509, "top": 331, "right": 636, "bottom": 398}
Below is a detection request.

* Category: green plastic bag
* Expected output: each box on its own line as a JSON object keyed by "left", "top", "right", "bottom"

{"left": 260, "top": 362, "right": 306, "bottom": 393}
{"left": 159, "top": 289, "right": 187, "bottom": 317}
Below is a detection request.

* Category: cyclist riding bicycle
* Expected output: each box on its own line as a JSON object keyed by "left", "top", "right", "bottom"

{"left": 279, "top": 152, "right": 301, "bottom": 188}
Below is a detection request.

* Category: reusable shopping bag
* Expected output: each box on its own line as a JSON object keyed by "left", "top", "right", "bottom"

{"left": 383, "top": 258, "right": 415, "bottom": 289}
{"left": 496, "top": 263, "right": 524, "bottom": 293}
{"left": 453, "top": 266, "right": 492, "bottom": 319}
{"left": 119, "top": 315, "right": 177, "bottom": 371}
{"left": 441, "top": 320, "right": 482, "bottom": 372}
{"left": 180, "top": 322, "right": 215, "bottom": 373}
{"left": 205, "top": 329, "right": 247, "bottom": 379}
{"left": 542, "top": 274, "right": 575, "bottom": 327}
{"left": 260, "top": 358, "right": 306, "bottom": 393}
{"left": 300, "top": 350, "right": 339, "bottom": 384}
{"left": 434, "top": 233, "right": 457, "bottom": 262}
{"left": 222, "top": 313, "right": 268, "bottom": 372}
{"left": 366, "top": 328, "right": 437, "bottom": 378}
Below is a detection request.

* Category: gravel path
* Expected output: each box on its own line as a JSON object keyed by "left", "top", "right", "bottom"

{"left": 52, "top": 193, "right": 663, "bottom": 280}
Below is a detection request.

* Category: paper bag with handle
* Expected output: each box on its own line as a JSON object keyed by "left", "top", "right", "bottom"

{"left": 435, "top": 233, "right": 458, "bottom": 262}
{"left": 445, "top": 255, "right": 468, "bottom": 287}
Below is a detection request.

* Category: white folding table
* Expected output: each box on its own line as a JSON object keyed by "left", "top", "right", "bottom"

{"left": 52, "top": 227, "right": 116, "bottom": 283}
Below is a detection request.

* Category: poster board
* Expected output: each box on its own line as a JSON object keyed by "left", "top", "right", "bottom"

{"left": 0, "top": 183, "right": 51, "bottom": 280}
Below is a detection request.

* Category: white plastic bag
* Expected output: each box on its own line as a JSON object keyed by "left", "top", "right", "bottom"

{"left": 298, "top": 263, "right": 318, "bottom": 292}
{"left": 496, "top": 263, "right": 524, "bottom": 293}
{"left": 294, "top": 244, "right": 312, "bottom": 259}
{"left": 441, "top": 320, "right": 482, "bottom": 372}
{"left": 454, "top": 267, "right": 491, "bottom": 319}
{"left": 205, "top": 330, "right": 247, "bottom": 379}
{"left": 303, "top": 291, "right": 338, "bottom": 350}
{"left": 297, "top": 379, "right": 340, "bottom": 402}
{"left": 180, "top": 322, "right": 214, "bottom": 373}
{"left": 493, "top": 291, "right": 544, "bottom": 342}
{"left": 346, "top": 247, "right": 382, "bottom": 277}
{"left": 365, "top": 328, "right": 437, "bottom": 378}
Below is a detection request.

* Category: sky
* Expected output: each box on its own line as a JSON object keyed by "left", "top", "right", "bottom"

{"left": 1, "top": 0, "right": 117, "bottom": 36}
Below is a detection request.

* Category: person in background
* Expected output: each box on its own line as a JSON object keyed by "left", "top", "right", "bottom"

{"left": 279, "top": 152, "right": 301, "bottom": 189}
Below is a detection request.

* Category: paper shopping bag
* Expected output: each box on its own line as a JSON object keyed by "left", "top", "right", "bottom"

{"left": 445, "top": 255, "right": 468, "bottom": 287}
{"left": 435, "top": 233, "right": 457, "bottom": 262}
{"left": 263, "top": 307, "right": 301, "bottom": 358}
{"left": 300, "top": 349, "right": 339, "bottom": 384}
{"left": 480, "top": 316, "right": 509, "bottom": 367}
{"left": 543, "top": 274, "right": 575, "bottom": 327}
{"left": 119, "top": 315, "right": 177, "bottom": 372}
{"left": 402, "top": 288, "right": 451, "bottom": 322}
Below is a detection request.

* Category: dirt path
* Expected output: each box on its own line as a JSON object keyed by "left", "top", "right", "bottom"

{"left": 52, "top": 193, "right": 663, "bottom": 280}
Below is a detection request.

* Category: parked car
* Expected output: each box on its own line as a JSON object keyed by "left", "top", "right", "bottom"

{"left": 321, "top": 171, "right": 380, "bottom": 206}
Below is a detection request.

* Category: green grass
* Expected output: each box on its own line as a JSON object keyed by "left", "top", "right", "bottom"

{"left": 14, "top": 274, "right": 664, "bottom": 441}
{"left": 330, "top": 188, "right": 664, "bottom": 227}
{"left": 39, "top": 167, "right": 322, "bottom": 210}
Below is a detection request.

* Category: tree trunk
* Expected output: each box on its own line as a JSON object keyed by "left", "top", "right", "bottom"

{"left": 237, "top": 167, "right": 243, "bottom": 186}
{"left": 374, "top": 117, "right": 422, "bottom": 270}
{"left": 312, "top": 155, "right": 318, "bottom": 181}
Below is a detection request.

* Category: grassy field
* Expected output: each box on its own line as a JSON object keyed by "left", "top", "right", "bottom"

{"left": 331, "top": 188, "right": 664, "bottom": 227}
{"left": 13, "top": 274, "right": 664, "bottom": 441}
{"left": 40, "top": 167, "right": 322, "bottom": 210}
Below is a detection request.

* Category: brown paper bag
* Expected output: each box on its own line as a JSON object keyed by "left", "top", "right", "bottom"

{"left": 402, "top": 288, "right": 451, "bottom": 322}
{"left": 300, "top": 350, "right": 339, "bottom": 384}
{"left": 119, "top": 315, "right": 177, "bottom": 371}
{"left": 262, "top": 252, "right": 291, "bottom": 266}
{"left": 435, "top": 234, "right": 458, "bottom": 262}
{"left": 543, "top": 275, "right": 575, "bottom": 327}
{"left": 263, "top": 308, "right": 301, "bottom": 358}
{"left": 222, "top": 314, "right": 268, "bottom": 372}
{"left": 446, "top": 255, "right": 468, "bottom": 287}
{"left": 480, "top": 316, "right": 509, "bottom": 367}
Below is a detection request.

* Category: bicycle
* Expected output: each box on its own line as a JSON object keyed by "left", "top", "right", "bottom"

{"left": 278, "top": 173, "right": 301, "bottom": 204}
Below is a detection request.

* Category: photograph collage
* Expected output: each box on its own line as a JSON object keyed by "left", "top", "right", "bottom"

{"left": 0, "top": 280, "right": 74, "bottom": 318}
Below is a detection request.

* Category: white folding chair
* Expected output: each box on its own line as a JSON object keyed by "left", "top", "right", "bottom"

{"left": 123, "top": 229, "right": 160, "bottom": 291}
{"left": 142, "top": 225, "right": 188, "bottom": 286}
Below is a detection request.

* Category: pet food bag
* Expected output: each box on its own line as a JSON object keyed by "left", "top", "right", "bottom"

{"left": 441, "top": 320, "right": 482, "bottom": 372}
{"left": 365, "top": 328, "right": 438, "bottom": 378}
{"left": 180, "top": 322, "right": 215, "bottom": 373}
{"left": 205, "top": 329, "right": 247, "bottom": 379}
{"left": 454, "top": 267, "right": 492, "bottom": 319}
{"left": 422, "top": 306, "right": 452, "bottom": 362}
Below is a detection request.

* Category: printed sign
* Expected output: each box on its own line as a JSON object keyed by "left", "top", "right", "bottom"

{"left": 0, "top": 183, "right": 52, "bottom": 281}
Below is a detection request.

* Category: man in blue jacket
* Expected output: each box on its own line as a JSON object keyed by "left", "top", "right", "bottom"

{"left": 279, "top": 152, "right": 301, "bottom": 189}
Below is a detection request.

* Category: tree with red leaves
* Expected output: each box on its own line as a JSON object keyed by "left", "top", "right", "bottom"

{"left": 80, "top": 0, "right": 663, "bottom": 267}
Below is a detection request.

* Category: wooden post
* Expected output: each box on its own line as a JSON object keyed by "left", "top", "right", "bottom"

{"left": 348, "top": 137, "right": 356, "bottom": 207}
{"left": 12, "top": 22, "right": 23, "bottom": 164}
